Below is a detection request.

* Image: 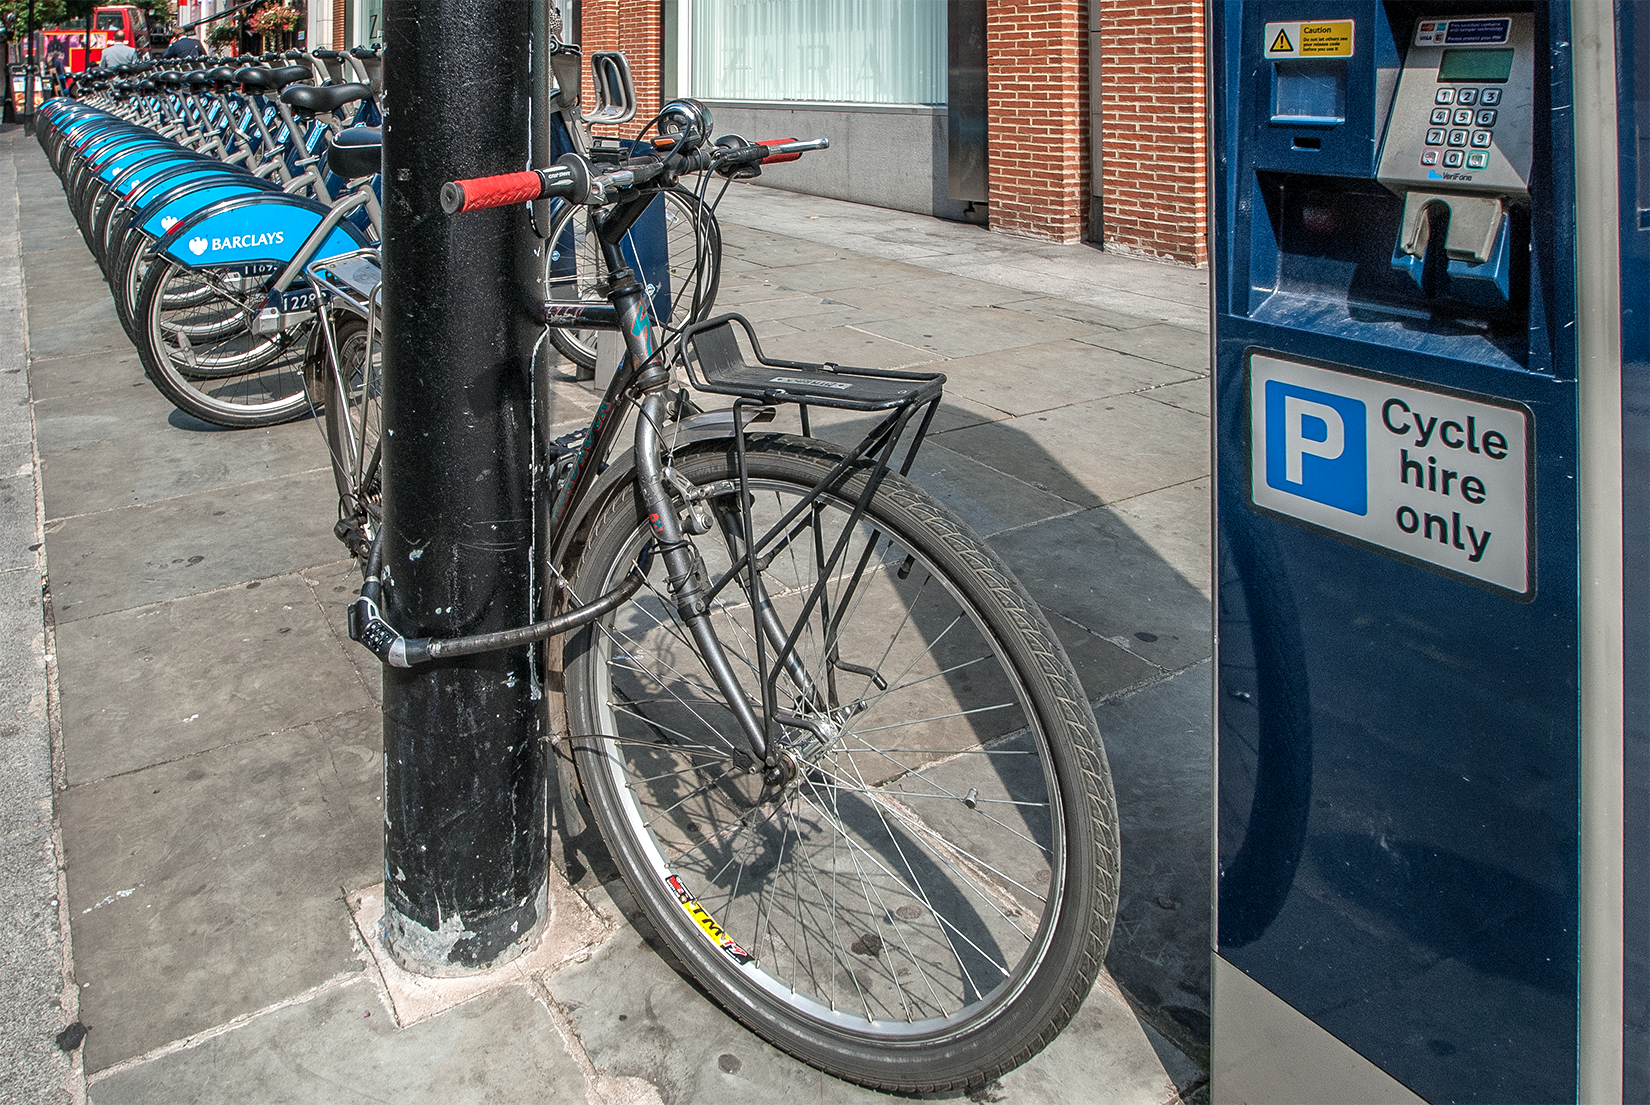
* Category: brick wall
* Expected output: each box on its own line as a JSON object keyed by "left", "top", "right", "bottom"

{"left": 576, "top": 0, "right": 664, "bottom": 134}
{"left": 1096, "top": 1, "right": 1206, "bottom": 265}
{"left": 986, "top": 1, "right": 1090, "bottom": 242}
{"left": 573, "top": 0, "right": 1207, "bottom": 264}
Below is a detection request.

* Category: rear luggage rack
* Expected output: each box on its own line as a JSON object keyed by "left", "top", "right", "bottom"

{"left": 678, "top": 313, "right": 945, "bottom": 413}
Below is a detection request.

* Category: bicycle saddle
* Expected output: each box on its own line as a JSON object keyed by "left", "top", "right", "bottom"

{"left": 185, "top": 71, "right": 215, "bottom": 88}
{"left": 206, "top": 66, "right": 237, "bottom": 84}
{"left": 235, "top": 67, "right": 276, "bottom": 89}
{"left": 326, "top": 126, "right": 381, "bottom": 179}
{"left": 155, "top": 71, "right": 184, "bottom": 87}
{"left": 268, "top": 65, "right": 314, "bottom": 89}
{"left": 283, "top": 81, "right": 369, "bottom": 115}
{"left": 139, "top": 80, "right": 157, "bottom": 92}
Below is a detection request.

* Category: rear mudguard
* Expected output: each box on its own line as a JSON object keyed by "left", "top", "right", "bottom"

{"left": 116, "top": 162, "right": 253, "bottom": 220}
{"left": 132, "top": 179, "right": 281, "bottom": 241}
{"left": 152, "top": 191, "right": 371, "bottom": 270}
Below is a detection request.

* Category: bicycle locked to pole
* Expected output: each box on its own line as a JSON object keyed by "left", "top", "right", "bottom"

{"left": 340, "top": 100, "right": 1120, "bottom": 1094}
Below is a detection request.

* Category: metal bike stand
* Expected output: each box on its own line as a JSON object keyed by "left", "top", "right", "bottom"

{"left": 377, "top": 0, "right": 546, "bottom": 976}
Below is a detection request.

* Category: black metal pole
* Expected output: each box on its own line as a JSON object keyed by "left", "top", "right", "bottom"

{"left": 379, "top": 0, "right": 546, "bottom": 974}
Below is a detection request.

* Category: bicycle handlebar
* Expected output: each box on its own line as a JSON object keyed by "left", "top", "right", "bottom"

{"left": 440, "top": 153, "right": 593, "bottom": 214}
{"left": 440, "top": 137, "right": 828, "bottom": 217}
{"left": 751, "top": 137, "right": 830, "bottom": 164}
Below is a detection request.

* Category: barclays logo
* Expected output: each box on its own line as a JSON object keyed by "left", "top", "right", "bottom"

{"left": 160, "top": 215, "right": 179, "bottom": 231}
{"left": 188, "top": 236, "right": 209, "bottom": 256}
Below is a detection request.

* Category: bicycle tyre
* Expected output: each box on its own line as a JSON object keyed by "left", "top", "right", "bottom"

{"left": 545, "top": 186, "right": 721, "bottom": 372}
{"left": 562, "top": 435, "right": 1118, "bottom": 1093}
{"left": 134, "top": 257, "right": 313, "bottom": 428}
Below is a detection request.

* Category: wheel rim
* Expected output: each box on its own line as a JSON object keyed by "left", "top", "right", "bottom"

{"left": 146, "top": 261, "right": 310, "bottom": 419}
{"left": 576, "top": 470, "right": 1067, "bottom": 1043}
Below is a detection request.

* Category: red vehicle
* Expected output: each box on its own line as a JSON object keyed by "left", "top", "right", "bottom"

{"left": 91, "top": 5, "right": 163, "bottom": 54}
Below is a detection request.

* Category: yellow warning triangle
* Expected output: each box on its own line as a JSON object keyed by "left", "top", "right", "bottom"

{"left": 1271, "top": 27, "right": 1294, "bottom": 53}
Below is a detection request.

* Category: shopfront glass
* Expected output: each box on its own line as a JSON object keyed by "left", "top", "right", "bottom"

{"left": 689, "top": 0, "right": 945, "bottom": 105}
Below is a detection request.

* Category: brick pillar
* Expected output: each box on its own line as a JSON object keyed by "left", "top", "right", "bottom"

{"left": 1097, "top": 1, "right": 1206, "bottom": 265}
{"left": 577, "top": 0, "right": 664, "bottom": 133}
{"left": 986, "top": 0, "right": 1090, "bottom": 242}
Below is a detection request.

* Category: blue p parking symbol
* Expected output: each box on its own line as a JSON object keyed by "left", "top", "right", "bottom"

{"left": 1264, "top": 381, "right": 1367, "bottom": 515}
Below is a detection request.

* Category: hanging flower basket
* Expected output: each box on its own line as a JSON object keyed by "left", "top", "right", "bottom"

{"left": 250, "top": 4, "right": 301, "bottom": 51}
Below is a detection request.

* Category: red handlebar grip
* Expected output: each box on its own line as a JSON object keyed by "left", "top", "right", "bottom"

{"left": 758, "top": 138, "right": 803, "bottom": 164}
{"left": 446, "top": 170, "right": 543, "bottom": 213}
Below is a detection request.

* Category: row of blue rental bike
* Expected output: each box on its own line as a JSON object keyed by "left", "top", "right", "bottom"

{"left": 36, "top": 47, "right": 387, "bottom": 430}
{"left": 34, "top": 39, "right": 715, "bottom": 560}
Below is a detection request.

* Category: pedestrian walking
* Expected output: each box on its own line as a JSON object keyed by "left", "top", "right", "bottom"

{"left": 99, "top": 30, "right": 139, "bottom": 68}
{"left": 162, "top": 33, "right": 205, "bottom": 59}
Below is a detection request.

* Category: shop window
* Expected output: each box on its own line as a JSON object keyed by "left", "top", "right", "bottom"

{"left": 689, "top": 0, "right": 945, "bottom": 105}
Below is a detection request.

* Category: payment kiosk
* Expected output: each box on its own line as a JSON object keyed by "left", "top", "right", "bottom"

{"left": 1210, "top": 4, "right": 1643, "bottom": 1100}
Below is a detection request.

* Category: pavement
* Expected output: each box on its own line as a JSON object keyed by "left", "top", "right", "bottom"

{"left": 0, "top": 120, "right": 1214, "bottom": 1104}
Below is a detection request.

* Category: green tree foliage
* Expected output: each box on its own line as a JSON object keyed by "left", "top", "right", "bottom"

{"left": 0, "top": 0, "right": 171, "bottom": 32}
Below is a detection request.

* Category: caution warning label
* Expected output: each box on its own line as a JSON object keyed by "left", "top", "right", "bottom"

{"left": 1264, "top": 20, "right": 1355, "bottom": 59}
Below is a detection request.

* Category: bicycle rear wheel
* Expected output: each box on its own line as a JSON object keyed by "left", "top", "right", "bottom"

{"left": 134, "top": 258, "right": 313, "bottom": 428}
{"left": 562, "top": 435, "right": 1118, "bottom": 1093}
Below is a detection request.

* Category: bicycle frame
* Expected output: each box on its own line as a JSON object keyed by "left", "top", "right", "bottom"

{"left": 353, "top": 179, "right": 943, "bottom": 781}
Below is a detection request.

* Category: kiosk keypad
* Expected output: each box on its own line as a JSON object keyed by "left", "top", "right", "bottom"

{"left": 1377, "top": 13, "right": 1533, "bottom": 198}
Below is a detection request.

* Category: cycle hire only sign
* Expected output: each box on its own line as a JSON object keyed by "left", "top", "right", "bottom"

{"left": 1248, "top": 352, "right": 1531, "bottom": 595}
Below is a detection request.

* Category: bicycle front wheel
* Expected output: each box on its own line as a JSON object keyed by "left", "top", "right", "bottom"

{"left": 303, "top": 314, "right": 381, "bottom": 553}
{"left": 562, "top": 435, "right": 1118, "bottom": 1093}
{"left": 544, "top": 186, "right": 721, "bottom": 372}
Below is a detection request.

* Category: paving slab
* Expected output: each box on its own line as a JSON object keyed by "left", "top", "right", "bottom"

{"left": 993, "top": 294, "right": 1161, "bottom": 332}
{"left": 937, "top": 339, "right": 1200, "bottom": 419}
{"left": 758, "top": 324, "right": 942, "bottom": 371}
{"left": 989, "top": 507, "right": 1213, "bottom": 673}
{"left": 1077, "top": 323, "right": 1213, "bottom": 375}
{"left": 43, "top": 466, "right": 341, "bottom": 622}
{"left": 37, "top": 399, "right": 326, "bottom": 517}
{"left": 23, "top": 349, "right": 148, "bottom": 403}
{"left": 84, "top": 978, "right": 592, "bottom": 1105}
{"left": 904, "top": 439, "right": 1081, "bottom": 537}
{"left": 553, "top": 880, "right": 1203, "bottom": 1105}
{"left": 1097, "top": 663, "right": 1215, "bottom": 1062}
{"left": 1111, "top": 478, "right": 1214, "bottom": 599}
{"left": 300, "top": 558, "right": 383, "bottom": 707}
{"left": 22, "top": 294, "right": 129, "bottom": 362}
{"left": 31, "top": 379, "right": 180, "bottom": 450}
{"left": 719, "top": 183, "right": 1209, "bottom": 330}
{"left": 935, "top": 393, "right": 1210, "bottom": 511}
{"left": 852, "top": 303, "right": 1104, "bottom": 360}
{"left": 61, "top": 716, "right": 382, "bottom": 1071}
{"left": 54, "top": 572, "right": 376, "bottom": 783}
{"left": 1143, "top": 377, "right": 1212, "bottom": 418}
